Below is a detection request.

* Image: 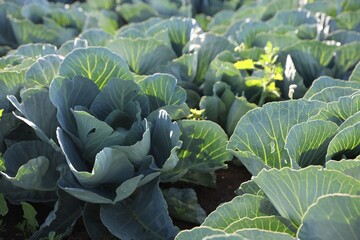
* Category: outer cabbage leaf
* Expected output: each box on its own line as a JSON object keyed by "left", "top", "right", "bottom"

{"left": 233, "top": 229, "right": 294, "bottom": 240}
{"left": 49, "top": 76, "right": 100, "bottom": 135}
{"left": 309, "top": 87, "right": 359, "bottom": 102}
{"left": 304, "top": 76, "right": 360, "bottom": 99}
{"left": 253, "top": 166, "right": 360, "bottom": 227}
{"left": 161, "top": 120, "right": 231, "bottom": 182}
{"left": 227, "top": 100, "right": 327, "bottom": 175}
{"left": 147, "top": 17, "right": 202, "bottom": 56}
{"left": 1, "top": 140, "right": 64, "bottom": 191}
{"left": 224, "top": 216, "right": 295, "bottom": 235}
{"left": 29, "top": 190, "right": 83, "bottom": 240}
{"left": 163, "top": 187, "right": 206, "bottom": 224}
{"left": 297, "top": 194, "right": 360, "bottom": 240}
{"left": 333, "top": 42, "right": 360, "bottom": 78}
{"left": 310, "top": 93, "right": 360, "bottom": 125}
{"left": 184, "top": 33, "right": 235, "bottom": 84}
{"left": 202, "top": 194, "right": 278, "bottom": 229}
{"left": 100, "top": 179, "right": 179, "bottom": 240}
{"left": 175, "top": 227, "right": 225, "bottom": 240}
{"left": 12, "top": 43, "right": 57, "bottom": 58}
{"left": 116, "top": 2, "right": 158, "bottom": 23}
{"left": 8, "top": 91, "right": 59, "bottom": 148}
{"left": 326, "top": 122, "right": 360, "bottom": 161}
{"left": 280, "top": 41, "right": 336, "bottom": 86}
{"left": 89, "top": 77, "right": 149, "bottom": 123}
{"left": 349, "top": 62, "right": 360, "bottom": 82}
{"left": 285, "top": 120, "right": 338, "bottom": 167}
{"left": 10, "top": 16, "right": 75, "bottom": 46}
{"left": 82, "top": 203, "right": 115, "bottom": 240}
{"left": 58, "top": 47, "right": 133, "bottom": 89}
{"left": 326, "top": 160, "right": 360, "bottom": 181}
{"left": 106, "top": 37, "right": 176, "bottom": 75}
{"left": 25, "top": 54, "right": 62, "bottom": 87}
{"left": 79, "top": 28, "right": 112, "bottom": 46}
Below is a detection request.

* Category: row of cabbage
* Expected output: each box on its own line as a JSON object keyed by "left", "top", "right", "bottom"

{"left": 0, "top": 0, "right": 359, "bottom": 239}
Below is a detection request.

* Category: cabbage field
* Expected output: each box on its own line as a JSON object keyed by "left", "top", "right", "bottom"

{"left": 0, "top": 0, "right": 360, "bottom": 239}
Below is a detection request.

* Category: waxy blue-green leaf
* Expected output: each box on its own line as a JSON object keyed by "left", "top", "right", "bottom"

{"left": 162, "top": 120, "right": 231, "bottom": 182}
{"left": 326, "top": 30, "right": 360, "bottom": 45}
{"left": 224, "top": 216, "right": 295, "bottom": 235}
{"left": 233, "top": 21, "right": 271, "bottom": 48}
{"left": 115, "top": 17, "right": 162, "bottom": 38}
{"left": 158, "top": 53, "right": 198, "bottom": 83}
{"left": 116, "top": 2, "right": 158, "bottom": 23}
{"left": 199, "top": 95, "right": 226, "bottom": 126}
{"left": 71, "top": 111, "right": 125, "bottom": 161}
{"left": 0, "top": 2, "right": 19, "bottom": 48}
{"left": 326, "top": 160, "right": 360, "bottom": 181}
{"left": 79, "top": 28, "right": 112, "bottom": 46}
{"left": 49, "top": 76, "right": 100, "bottom": 135}
{"left": 298, "top": 194, "right": 360, "bottom": 240}
{"left": 106, "top": 37, "right": 176, "bottom": 75}
{"left": 310, "top": 93, "right": 360, "bottom": 125}
{"left": 57, "top": 38, "right": 88, "bottom": 56}
{"left": 82, "top": 203, "right": 115, "bottom": 240}
{"left": 228, "top": 100, "right": 327, "bottom": 174}
{"left": 12, "top": 43, "right": 57, "bottom": 58}
{"left": 341, "top": 0, "right": 360, "bottom": 12}
{"left": 269, "top": 9, "right": 317, "bottom": 26}
{"left": 233, "top": 229, "right": 295, "bottom": 240}
{"left": 1, "top": 141, "right": 64, "bottom": 191}
{"left": 202, "top": 194, "right": 278, "bottom": 229}
{"left": 147, "top": 17, "right": 201, "bottom": 56}
{"left": 8, "top": 91, "right": 59, "bottom": 147}
{"left": 280, "top": 41, "right": 336, "bottom": 85}
{"left": 0, "top": 178, "right": 58, "bottom": 204}
{"left": 112, "top": 120, "right": 151, "bottom": 166}
{"left": 326, "top": 122, "right": 360, "bottom": 161}
{"left": 0, "top": 70, "right": 26, "bottom": 111}
{"left": 308, "top": 86, "right": 359, "bottom": 103}
{"left": 29, "top": 190, "right": 83, "bottom": 240}
{"left": 349, "top": 62, "right": 360, "bottom": 82}
{"left": 72, "top": 147, "right": 135, "bottom": 188}
{"left": 333, "top": 42, "right": 360, "bottom": 78}
{"left": 184, "top": 33, "right": 234, "bottom": 84}
{"left": 304, "top": 76, "right": 360, "bottom": 99}
{"left": 285, "top": 120, "right": 338, "bottom": 167}
{"left": 226, "top": 96, "right": 258, "bottom": 135}
{"left": 337, "top": 111, "right": 360, "bottom": 133}
{"left": 163, "top": 187, "right": 206, "bottom": 224}
{"left": 10, "top": 17, "right": 73, "bottom": 47}
{"left": 335, "top": 9, "right": 360, "bottom": 31}
{"left": 139, "top": 73, "right": 187, "bottom": 112}
{"left": 59, "top": 47, "right": 133, "bottom": 89}
{"left": 175, "top": 227, "right": 225, "bottom": 240}
{"left": 90, "top": 77, "right": 149, "bottom": 120}
{"left": 25, "top": 54, "right": 62, "bottom": 87}
{"left": 236, "top": 179, "right": 263, "bottom": 196}
{"left": 100, "top": 179, "right": 178, "bottom": 240}
{"left": 58, "top": 166, "right": 150, "bottom": 204}
{"left": 151, "top": 110, "right": 181, "bottom": 171}
{"left": 253, "top": 33, "right": 300, "bottom": 49}
{"left": 253, "top": 166, "right": 360, "bottom": 227}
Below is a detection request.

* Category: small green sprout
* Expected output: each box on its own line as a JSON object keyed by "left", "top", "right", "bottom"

{"left": 234, "top": 41, "right": 284, "bottom": 106}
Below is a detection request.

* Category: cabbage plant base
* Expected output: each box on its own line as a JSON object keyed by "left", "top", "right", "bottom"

{"left": 1, "top": 163, "right": 252, "bottom": 239}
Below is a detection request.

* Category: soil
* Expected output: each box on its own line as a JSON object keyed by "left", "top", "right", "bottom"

{"left": 2, "top": 162, "right": 251, "bottom": 239}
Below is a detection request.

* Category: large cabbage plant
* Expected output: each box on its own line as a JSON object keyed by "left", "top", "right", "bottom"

{"left": 0, "top": 46, "right": 232, "bottom": 239}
